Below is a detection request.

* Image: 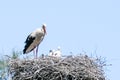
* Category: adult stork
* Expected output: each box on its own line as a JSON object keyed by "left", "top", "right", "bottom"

{"left": 23, "top": 24, "right": 47, "bottom": 58}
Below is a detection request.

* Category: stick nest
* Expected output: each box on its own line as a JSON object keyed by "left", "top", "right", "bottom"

{"left": 8, "top": 55, "right": 106, "bottom": 80}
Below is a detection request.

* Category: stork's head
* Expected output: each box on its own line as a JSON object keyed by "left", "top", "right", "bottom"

{"left": 42, "top": 24, "right": 47, "bottom": 35}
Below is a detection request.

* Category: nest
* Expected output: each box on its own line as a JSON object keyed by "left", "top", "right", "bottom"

{"left": 8, "top": 55, "right": 106, "bottom": 80}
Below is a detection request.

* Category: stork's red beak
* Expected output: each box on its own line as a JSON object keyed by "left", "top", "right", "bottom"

{"left": 43, "top": 25, "right": 47, "bottom": 35}
{"left": 44, "top": 28, "right": 47, "bottom": 35}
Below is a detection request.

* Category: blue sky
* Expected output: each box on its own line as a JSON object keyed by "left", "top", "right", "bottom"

{"left": 0, "top": 0, "right": 120, "bottom": 80}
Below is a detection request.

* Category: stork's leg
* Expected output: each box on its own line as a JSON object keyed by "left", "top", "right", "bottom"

{"left": 33, "top": 49, "right": 36, "bottom": 59}
{"left": 36, "top": 45, "right": 39, "bottom": 59}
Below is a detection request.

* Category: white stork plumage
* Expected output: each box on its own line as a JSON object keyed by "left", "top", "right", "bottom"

{"left": 53, "top": 47, "right": 61, "bottom": 58}
{"left": 23, "top": 24, "right": 47, "bottom": 58}
{"left": 49, "top": 49, "right": 55, "bottom": 57}
{"left": 49, "top": 47, "right": 62, "bottom": 58}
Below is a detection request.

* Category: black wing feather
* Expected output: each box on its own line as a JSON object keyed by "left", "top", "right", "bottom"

{"left": 23, "top": 35, "right": 36, "bottom": 54}
{"left": 25, "top": 33, "right": 31, "bottom": 43}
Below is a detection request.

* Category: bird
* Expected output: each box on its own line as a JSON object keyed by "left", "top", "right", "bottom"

{"left": 53, "top": 46, "right": 61, "bottom": 58}
{"left": 49, "top": 47, "right": 61, "bottom": 58}
{"left": 23, "top": 24, "right": 47, "bottom": 58}
{"left": 49, "top": 49, "right": 55, "bottom": 57}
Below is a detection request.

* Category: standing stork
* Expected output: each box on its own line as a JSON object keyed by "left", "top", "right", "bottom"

{"left": 23, "top": 24, "right": 47, "bottom": 58}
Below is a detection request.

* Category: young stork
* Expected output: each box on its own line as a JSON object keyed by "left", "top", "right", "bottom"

{"left": 23, "top": 24, "right": 47, "bottom": 58}
{"left": 49, "top": 47, "right": 62, "bottom": 58}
